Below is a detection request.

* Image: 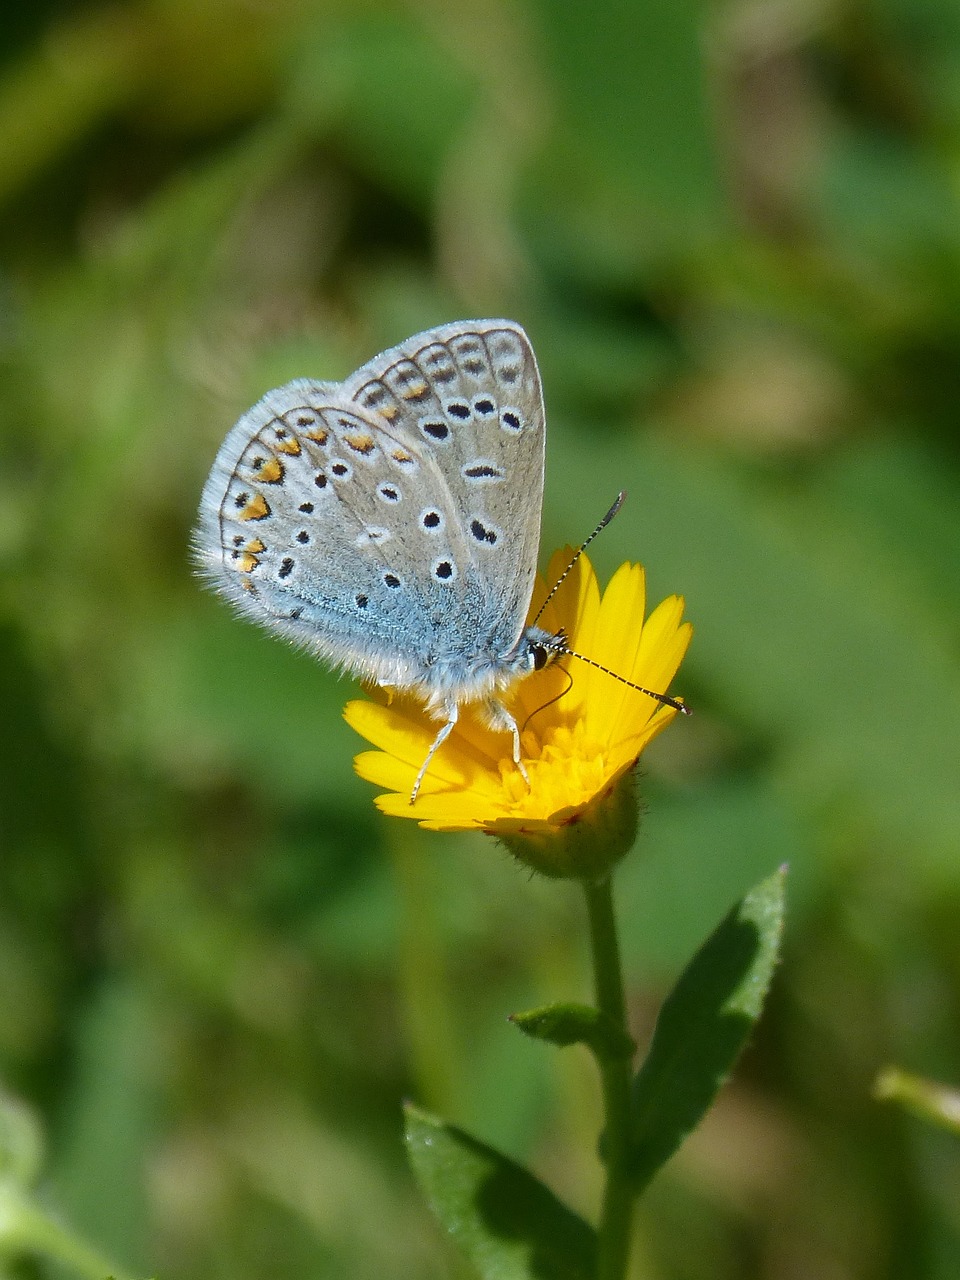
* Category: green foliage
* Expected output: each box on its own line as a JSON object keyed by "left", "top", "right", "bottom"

{"left": 510, "top": 1003, "right": 636, "bottom": 1060}
{"left": 404, "top": 872, "right": 784, "bottom": 1278}
{"left": 629, "top": 870, "right": 786, "bottom": 1191}
{"left": 1, "top": 0, "right": 960, "bottom": 1276}
{"left": 405, "top": 1104, "right": 596, "bottom": 1280}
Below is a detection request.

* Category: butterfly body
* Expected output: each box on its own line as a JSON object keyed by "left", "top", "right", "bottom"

{"left": 195, "top": 320, "right": 559, "bottom": 797}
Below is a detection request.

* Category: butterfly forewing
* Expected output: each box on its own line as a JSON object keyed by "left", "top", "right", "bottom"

{"left": 346, "top": 320, "right": 545, "bottom": 655}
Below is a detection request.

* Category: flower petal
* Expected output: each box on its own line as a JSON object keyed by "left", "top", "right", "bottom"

{"left": 344, "top": 553, "right": 691, "bottom": 836}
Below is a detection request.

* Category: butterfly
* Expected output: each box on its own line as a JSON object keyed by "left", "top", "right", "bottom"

{"left": 195, "top": 320, "right": 686, "bottom": 800}
{"left": 194, "top": 320, "right": 572, "bottom": 798}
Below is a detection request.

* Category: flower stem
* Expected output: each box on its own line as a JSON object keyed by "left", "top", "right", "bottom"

{"left": 584, "top": 875, "right": 635, "bottom": 1280}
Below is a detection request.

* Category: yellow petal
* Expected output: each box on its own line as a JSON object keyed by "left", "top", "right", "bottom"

{"left": 344, "top": 552, "right": 692, "bottom": 837}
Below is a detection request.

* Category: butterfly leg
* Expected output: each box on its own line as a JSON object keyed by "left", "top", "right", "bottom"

{"left": 484, "top": 699, "right": 530, "bottom": 789}
{"left": 410, "top": 703, "right": 459, "bottom": 804}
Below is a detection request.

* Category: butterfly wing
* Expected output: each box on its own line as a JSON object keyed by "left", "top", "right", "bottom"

{"left": 195, "top": 320, "right": 545, "bottom": 699}
{"left": 344, "top": 319, "right": 546, "bottom": 658}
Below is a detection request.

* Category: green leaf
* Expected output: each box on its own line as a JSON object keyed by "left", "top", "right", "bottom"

{"left": 628, "top": 868, "right": 786, "bottom": 1191}
{"left": 510, "top": 1002, "right": 635, "bottom": 1060}
{"left": 404, "top": 1104, "right": 596, "bottom": 1280}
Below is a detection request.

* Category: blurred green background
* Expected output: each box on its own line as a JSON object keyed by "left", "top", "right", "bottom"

{"left": 2, "top": 0, "right": 960, "bottom": 1276}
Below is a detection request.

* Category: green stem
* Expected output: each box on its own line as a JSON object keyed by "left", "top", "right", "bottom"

{"left": 583, "top": 875, "right": 635, "bottom": 1280}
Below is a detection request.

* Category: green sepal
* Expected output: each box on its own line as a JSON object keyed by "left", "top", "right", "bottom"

{"left": 510, "top": 1001, "right": 636, "bottom": 1060}
{"left": 628, "top": 867, "right": 786, "bottom": 1191}
{"left": 404, "top": 1103, "right": 596, "bottom": 1280}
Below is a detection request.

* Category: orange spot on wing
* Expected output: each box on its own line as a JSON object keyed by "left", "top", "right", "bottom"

{"left": 344, "top": 433, "right": 376, "bottom": 455}
{"left": 304, "top": 427, "right": 329, "bottom": 445}
{"left": 276, "top": 437, "right": 302, "bottom": 456}
{"left": 257, "top": 458, "right": 284, "bottom": 484}
{"left": 239, "top": 494, "right": 270, "bottom": 521}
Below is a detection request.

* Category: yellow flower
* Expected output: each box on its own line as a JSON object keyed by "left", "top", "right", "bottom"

{"left": 344, "top": 550, "right": 692, "bottom": 873}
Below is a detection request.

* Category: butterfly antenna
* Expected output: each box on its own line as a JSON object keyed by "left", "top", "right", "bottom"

{"left": 532, "top": 491, "right": 691, "bottom": 716}
{"left": 532, "top": 491, "right": 626, "bottom": 627}
{"left": 552, "top": 642, "right": 692, "bottom": 715}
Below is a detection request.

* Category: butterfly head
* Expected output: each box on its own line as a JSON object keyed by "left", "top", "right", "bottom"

{"left": 524, "top": 627, "right": 569, "bottom": 673}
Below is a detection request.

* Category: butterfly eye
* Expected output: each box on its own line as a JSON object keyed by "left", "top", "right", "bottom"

{"left": 530, "top": 643, "right": 552, "bottom": 671}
